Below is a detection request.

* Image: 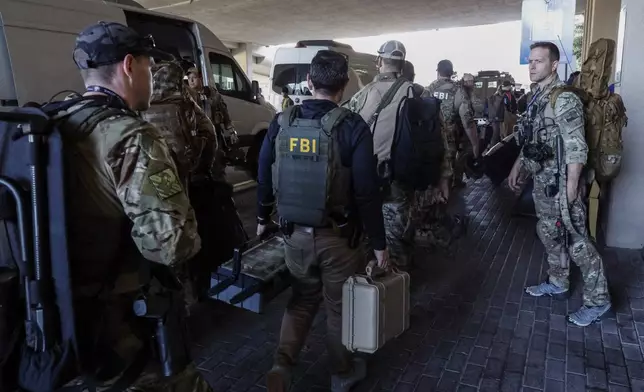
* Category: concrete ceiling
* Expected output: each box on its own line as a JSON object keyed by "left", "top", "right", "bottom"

{"left": 136, "top": 0, "right": 586, "bottom": 45}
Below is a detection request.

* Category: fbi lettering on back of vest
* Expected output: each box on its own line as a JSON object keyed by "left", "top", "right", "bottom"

{"left": 289, "top": 136, "right": 319, "bottom": 155}
{"left": 433, "top": 92, "right": 450, "bottom": 100}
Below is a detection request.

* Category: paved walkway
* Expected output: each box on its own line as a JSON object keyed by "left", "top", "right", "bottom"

{"left": 189, "top": 178, "right": 644, "bottom": 392}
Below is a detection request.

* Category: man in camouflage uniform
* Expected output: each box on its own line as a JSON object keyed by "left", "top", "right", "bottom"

{"left": 399, "top": 61, "right": 455, "bottom": 249}
{"left": 347, "top": 40, "right": 423, "bottom": 270}
{"left": 425, "top": 60, "right": 480, "bottom": 188}
{"left": 508, "top": 41, "right": 611, "bottom": 327}
{"left": 142, "top": 61, "right": 247, "bottom": 300}
{"left": 141, "top": 61, "right": 220, "bottom": 188}
{"left": 63, "top": 22, "right": 212, "bottom": 391}
{"left": 186, "top": 67, "right": 239, "bottom": 148}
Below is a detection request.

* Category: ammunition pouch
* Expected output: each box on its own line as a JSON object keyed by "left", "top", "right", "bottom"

{"left": 523, "top": 143, "right": 553, "bottom": 163}
{"left": 544, "top": 183, "right": 559, "bottom": 198}
{"left": 515, "top": 122, "right": 533, "bottom": 147}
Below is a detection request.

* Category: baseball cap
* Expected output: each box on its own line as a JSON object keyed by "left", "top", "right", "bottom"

{"left": 377, "top": 40, "right": 406, "bottom": 60}
{"left": 186, "top": 67, "right": 200, "bottom": 76}
{"left": 73, "top": 21, "right": 172, "bottom": 69}
{"left": 437, "top": 60, "right": 454, "bottom": 76}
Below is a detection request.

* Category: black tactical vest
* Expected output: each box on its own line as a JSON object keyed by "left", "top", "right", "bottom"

{"left": 273, "top": 106, "right": 351, "bottom": 227}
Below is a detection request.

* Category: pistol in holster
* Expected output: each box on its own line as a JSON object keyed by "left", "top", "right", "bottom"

{"left": 133, "top": 267, "right": 190, "bottom": 378}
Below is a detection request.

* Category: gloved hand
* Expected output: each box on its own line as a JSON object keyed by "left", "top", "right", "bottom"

{"left": 227, "top": 126, "right": 239, "bottom": 145}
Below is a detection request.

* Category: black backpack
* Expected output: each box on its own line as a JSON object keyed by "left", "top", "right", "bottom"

{"left": 0, "top": 98, "right": 146, "bottom": 392}
{"left": 383, "top": 83, "right": 445, "bottom": 191}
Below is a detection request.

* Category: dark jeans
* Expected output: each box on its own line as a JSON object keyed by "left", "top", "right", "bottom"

{"left": 275, "top": 227, "right": 363, "bottom": 375}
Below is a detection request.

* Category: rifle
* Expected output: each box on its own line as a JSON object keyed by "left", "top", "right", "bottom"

{"left": 554, "top": 135, "right": 569, "bottom": 270}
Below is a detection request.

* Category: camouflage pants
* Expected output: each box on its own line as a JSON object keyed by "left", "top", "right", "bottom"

{"left": 411, "top": 187, "right": 466, "bottom": 249}
{"left": 383, "top": 190, "right": 414, "bottom": 269}
{"left": 533, "top": 177, "right": 610, "bottom": 307}
{"left": 454, "top": 139, "right": 472, "bottom": 184}
{"left": 276, "top": 227, "right": 362, "bottom": 374}
{"left": 444, "top": 124, "right": 459, "bottom": 184}
{"left": 63, "top": 363, "right": 212, "bottom": 392}
{"left": 125, "top": 364, "right": 212, "bottom": 392}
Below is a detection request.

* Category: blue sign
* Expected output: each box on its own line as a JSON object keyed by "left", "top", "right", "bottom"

{"left": 520, "top": 0, "right": 575, "bottom": 65}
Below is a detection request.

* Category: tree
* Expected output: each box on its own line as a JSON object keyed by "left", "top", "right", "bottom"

{"left": 573, "top": 21, "right": 584, "bottom": 65}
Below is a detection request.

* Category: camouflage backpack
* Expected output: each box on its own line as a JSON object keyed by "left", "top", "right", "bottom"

{"left": 550, "top": 38, "right": 627, "bottom": 182}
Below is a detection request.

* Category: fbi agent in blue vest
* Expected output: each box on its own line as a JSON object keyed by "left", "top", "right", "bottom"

{"left": 256, "top": 50, "right": 389, "bottom": 392}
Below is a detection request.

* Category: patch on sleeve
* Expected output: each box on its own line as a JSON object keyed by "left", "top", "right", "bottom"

{"left": 148, "top": 168, "right": 183, "bottom": 200}
{"left": 562, "top": 109, "right": 579, "bottom": 123}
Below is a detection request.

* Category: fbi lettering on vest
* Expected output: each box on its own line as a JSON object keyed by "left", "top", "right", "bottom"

{"left": 433, "top": 92, "right": 450, "bottom": 100}
{"left": 289, "top": 136, "right": 319, "bottom": 155}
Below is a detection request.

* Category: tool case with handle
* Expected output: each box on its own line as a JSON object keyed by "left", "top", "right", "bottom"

{"left": 341, "top": 268, "right": 410, "bottom": 353}
{"left": 209, "top": 225, "right": 289, "bottom": 313}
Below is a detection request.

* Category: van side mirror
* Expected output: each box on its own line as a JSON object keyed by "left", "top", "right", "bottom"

{"left": 251, "top": 80, "right": 260, "bottom": 97}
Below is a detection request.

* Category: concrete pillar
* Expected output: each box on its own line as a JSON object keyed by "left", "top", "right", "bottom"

{"left": 582, "top": 0, "right": 621, "bottom": 79}
{"left": 604, "top": 0, "right": 644, "bottom": 248}
{"left": 232, "top": 42, "right": 254, "bottom": 81}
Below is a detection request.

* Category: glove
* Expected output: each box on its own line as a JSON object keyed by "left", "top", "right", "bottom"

{"left": 227, "top": 126, "right": 239, "bottom": 145}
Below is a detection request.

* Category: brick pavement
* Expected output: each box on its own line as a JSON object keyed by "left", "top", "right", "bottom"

{"left": 189, "top": 178, "right": 644, "bottom": 392}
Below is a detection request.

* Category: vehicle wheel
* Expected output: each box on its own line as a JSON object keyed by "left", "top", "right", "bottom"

{"left": 245, "top": 130, "right": 266, "bottom": 180}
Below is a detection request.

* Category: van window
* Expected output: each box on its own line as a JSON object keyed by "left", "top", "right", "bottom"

{"left": 125, "top": 12, "right": 199, "bottom": 64}
{"left": 272, "top": 64, "right": 310, "bottom": 95}
{"left": 208, "top": 52, "right": 251, "bottom": 101}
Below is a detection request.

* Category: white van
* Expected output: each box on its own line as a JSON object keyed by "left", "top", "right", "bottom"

{"left": 268, "top": 40, "right": 378, "bottom": 111}
{"left": 0, "top": 0, "right": 275, "bottom": 173}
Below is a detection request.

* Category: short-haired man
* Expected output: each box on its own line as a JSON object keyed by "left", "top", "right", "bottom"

{"left": 281, "top": 85, "right": 294, "bottom": 110}
{"left": 508, "top": 41, "right": 611, "bottom": 326}
{"left": 187, "top": 67, "right": 239, "bottom": 146}
{"left": 425, "top": 59, "right": 479, "bottom": 188}
{"left": 347, "top": 41, "right": 440, "bottom": 270}
{"left": 64, "top": 22, "right": 210, "bottom": 391}
{"left": 402, "top": 60, "right": 424, "bottom": 97}
{"left": 257, "top": 50, "right": 388, "bottom": 392}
